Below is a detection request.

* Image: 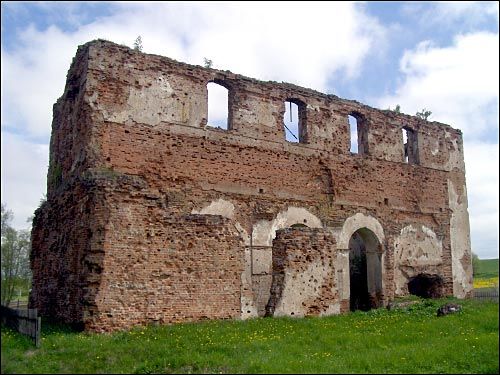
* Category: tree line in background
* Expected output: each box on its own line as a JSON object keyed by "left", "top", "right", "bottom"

{"left": 1, "top": 203, "right": 32, "bottom": 306}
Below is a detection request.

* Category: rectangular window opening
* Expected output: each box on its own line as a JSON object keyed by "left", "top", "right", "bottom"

{"left": 207, "top": 82, "right": 229, "bottom": 130}
{"left": 402, "top": 127, "right": 419, "bottom": 164}
{"left": 348, "top": 115, "right": 358, "bottom": 153}
{"left": 348, "top": 113, "right": 368, "bottom": 155}
{"left": 284, "top": 100, "right": 307, "bottom": 143}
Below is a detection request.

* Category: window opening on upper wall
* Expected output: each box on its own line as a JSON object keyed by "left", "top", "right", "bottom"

{"left": 402, "top": 126, "right": 419, "bottom": 164}
{"left": 283, "top": 99, "right": 307, "bottom": 143}
{"left": 348, "top": 112, "right": 368, "bottom": 155}
{"left": 284, "top": 101, "right": 299, "bottom": 142}
{"left": 402, "top": 128, "right": 409, "bottom": 163}
{"left": 207, "top": 82, "right": 229, "bottom": 130}
{"left": 348, "top": 115, "right": 358, "bottom": 153}
{"left": 284, "top": 99, "right": 307, "bottom": 143}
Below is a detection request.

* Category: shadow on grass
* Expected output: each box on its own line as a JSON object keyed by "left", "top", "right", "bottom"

{"left": 40, "top": 317, "right": 83, "bottom": 336}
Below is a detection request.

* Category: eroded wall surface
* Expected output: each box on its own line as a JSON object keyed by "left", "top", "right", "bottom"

{"left": 30, "top": 39, "right": 473, "bottom": 331}
{"left": 266, "top": 228, "right": 341, "bottom": 317}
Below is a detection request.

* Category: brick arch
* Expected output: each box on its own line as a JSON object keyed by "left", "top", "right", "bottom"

{"left": 192, "top": 198, "right": 249, "bottom": 245}
{"left": 252, "top": 206, "right": 322, "bottom": 247}
{"left": 248, "top": 206, "right": 322, "bottom": 318}
{"left": 337, "top": 213, "right": 385, "bottom": 250}
{"left": 191, "top": 198, "right": 256, "bottom": 319}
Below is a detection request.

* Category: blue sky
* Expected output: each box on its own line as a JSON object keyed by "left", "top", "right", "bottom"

{"left": 1, "top": 1, "right": 498, "bottom": 259}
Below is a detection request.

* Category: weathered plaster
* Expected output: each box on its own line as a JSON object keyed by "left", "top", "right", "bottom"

{"left": 335, "top": 250, "right": 350, "bottom": 300}
{"left": 273, "top": 262, "right": 329, "bottom": 317}
{"left": 251, "top": 206, "right": 322, "bottom": 247}
{"left": 192, "top": 198, "right": 235, "bottom": 218}
{"left": 444, "top": 130, "right": 465, "bottom": 172}
{"left": 337, "top": 213, "right": 385, "bottom": 250}
{"left": 393, "top": 225, "right": 443, "bottom": 295}
{"left": 448, "top": 180, "right": 473, "bottom": 298}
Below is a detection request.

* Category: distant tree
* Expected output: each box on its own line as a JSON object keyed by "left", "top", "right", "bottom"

{"left": 1, "top": 204, "right": 32, "bottom": 306}
{"left": 1, "top": 203, "right": 13, "bottom": 237}
{"left": 416, "top": 108, "right": 432, "bottom": 120}
{"left": 133, "top": 35, "right": 143, "bottom": 51}
{"left": 472, "top": 252, "right": 480, "bottom": 277}
{"left": 203, "top": 57, "right": 213, "bottom": 68}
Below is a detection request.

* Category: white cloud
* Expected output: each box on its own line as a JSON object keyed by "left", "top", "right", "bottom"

{"left": 2, "top": 25, "right": 76, "bottom": 139}
{"left": 1, "top": 2, "right": 386, "bottom": 232}
{"left": 403, "top": 1, "right": 499, "bottom": 29}
{"left": 1, "top": 2, "right": 386, "bottom": 139}
{"left": 1, "top": 131, "right": 49, "bottom": 230}
{"left": 377, "top": 32, "right": 499, "bottom": 140}
{"left": 375, "top": 31, "right": 499, "bottom": 259}
{"left": 464, "top": 142, "right": 499, "bottom": 259}
{"left": 432, "top": 1, "right": 499, "bottom": 24}
{"left": 2, "top": 3, "right": 497, "bottom": 259}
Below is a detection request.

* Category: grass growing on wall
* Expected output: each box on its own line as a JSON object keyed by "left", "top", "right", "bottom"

{"left": 1, "top": 297, "right": 498, "bottom": 374}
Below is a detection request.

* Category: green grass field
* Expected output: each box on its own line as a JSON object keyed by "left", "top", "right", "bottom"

{"left": 1, "top": 297, "right": 498, "bottom": 374}
{"left": 476, "top": 259, "right": 499, "bottom": 279}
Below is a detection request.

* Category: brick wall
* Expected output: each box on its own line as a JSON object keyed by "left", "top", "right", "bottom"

{"left": 266, "top": 228, "right": 339, "bottom": 317}
{"left": 30, "top": 39, "right": 473, "bottom": 331}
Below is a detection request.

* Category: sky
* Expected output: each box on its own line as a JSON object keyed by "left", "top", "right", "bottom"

{"left": 1, "top": 1, "right": 498, "bottom": 259}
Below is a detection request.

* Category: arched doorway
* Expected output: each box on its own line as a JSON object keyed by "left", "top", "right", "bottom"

{"left": 348, "top": 228, "right": 383, "bottom": 311}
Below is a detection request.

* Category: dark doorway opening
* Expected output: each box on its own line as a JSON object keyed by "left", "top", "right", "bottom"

{"left": 408, "top": 273, "right": 444, "bottom": 298}
{"left": 348, "top": 228, "right": 383, "bottom": 312}
{"left": 349, "top": 232, "right": 370, "bottom": 311}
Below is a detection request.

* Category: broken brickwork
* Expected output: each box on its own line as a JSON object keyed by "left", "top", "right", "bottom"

{"left": 30, "top": 40, "right": 473, "bottom": 332}
{"left": 265, "top": 228, "right": 343, "bottom": 317}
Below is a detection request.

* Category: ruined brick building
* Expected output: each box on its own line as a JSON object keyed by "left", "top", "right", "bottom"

{"left": 30, "top": 40, "right": 473, "bottom": 332}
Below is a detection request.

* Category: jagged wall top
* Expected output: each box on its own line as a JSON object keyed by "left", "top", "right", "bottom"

{"left": 48, "top": 38, "right": 466, "bottom": 196}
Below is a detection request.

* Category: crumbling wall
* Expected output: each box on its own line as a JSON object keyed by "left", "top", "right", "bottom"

{"left": 30, "top": 173, "right": 109, "bottom": 325}
{"left": 85, "top": 207, "right": 244, "bottom": 332}
{"left": 393, "top": 225, "right": 444, "bottom": 296}
{"left": 30, "top": 39, "right": 473, "bottom": 331}
{"left": 266, "top": 228, "right": 340, "bottom": 317}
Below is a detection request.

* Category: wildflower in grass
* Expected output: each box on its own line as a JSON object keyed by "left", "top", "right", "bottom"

{"left": 473, "top": 277, "right": 499, "bottom": 288}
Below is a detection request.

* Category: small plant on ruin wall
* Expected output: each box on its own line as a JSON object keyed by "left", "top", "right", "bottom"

{"left": 48, "top": 164, "right": 62, "bottom": 188}
{"left": 386, "top": 104, "right": 401, "bottom": 113}
{"left": 37, "top": 194, "right": 47, "bottom": 209}
{"left": 133, "top": 36, "right": 143, "bottom": 51}
{"left": 416, "top": 108, "right": 432, "bottom": 121}
{"left": 203, "top": 57, "right": 213, "bottom": 69}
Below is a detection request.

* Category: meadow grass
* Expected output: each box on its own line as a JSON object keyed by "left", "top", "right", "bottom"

{"left": 2, "top": 297, "right": 498, "bottom": 374}
{"left": 475, "top": 259, "right": 499, "bottom": 279}
{"left": 474, "top": 258, "right": 499, "bottom": 289}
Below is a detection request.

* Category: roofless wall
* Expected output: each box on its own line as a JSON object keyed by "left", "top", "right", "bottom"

{"left": 30, "top": 40, "right": 472, "bottom": 332}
